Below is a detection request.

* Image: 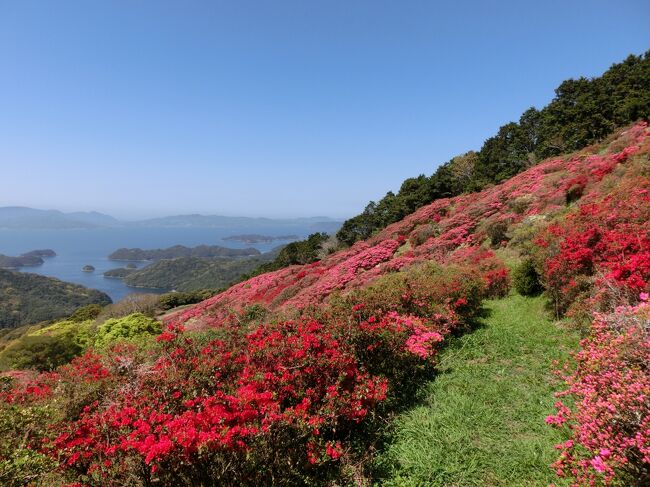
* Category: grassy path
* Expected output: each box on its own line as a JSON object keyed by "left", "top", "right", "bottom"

{"left": 374, "top": 294, "right": 578, "bottom": 486}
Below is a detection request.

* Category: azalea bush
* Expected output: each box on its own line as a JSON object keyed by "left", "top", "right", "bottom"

{"left": 546, "top": 298, "right": 650, "bottom": 485}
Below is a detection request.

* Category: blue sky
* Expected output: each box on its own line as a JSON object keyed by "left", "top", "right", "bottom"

{"left": 0, "top": 1, "right": 648, "bottom": 219}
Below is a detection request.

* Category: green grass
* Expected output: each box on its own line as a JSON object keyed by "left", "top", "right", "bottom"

{"left": 374, "top": 294, "right": 579, "bottom": 486}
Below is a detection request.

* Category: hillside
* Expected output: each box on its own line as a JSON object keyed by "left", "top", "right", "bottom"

{"left": 172, "top": 123, "right": 649, "bottom": 331}
{"left": 335, "top": 51, "right": 650, "bottom": 247}
{"left": 0, "top": 269, "right": 112, "bottom": 328}
{"left": 2, "top": 123, "right": 646, "bottom": 485}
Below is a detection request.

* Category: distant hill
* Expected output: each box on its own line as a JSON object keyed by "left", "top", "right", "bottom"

{"left": 132, "top": 214, "right": 342, "bottom": 229}
{"left": 108, "top": 245, "right": 261, "bottom": 261}
{"left": 0, "top": 249, "right": 56, "bottom": 269}
{"left": 0, "top": 269, "right": 112, "bottom": 328}
{"left": 0, "top": 206, "right": 342, "bottom": 232}
{"left": 0, "top": 207, "right": 119, "bottom": 229}
{"left": 223, "top": 234, "right": 299, "bottom": 244}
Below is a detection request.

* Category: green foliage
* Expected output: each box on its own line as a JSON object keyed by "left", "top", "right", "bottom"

{"left": 94, "top": 313, "right": 161, "bottom": 349}
{"left": 0, "top": 401, "right": 58, "bottom": 486}
{"left": 337, "top": 177, "right": 439, "bottom": 246}
{"left": 513, "top": 259, "right": 544, "bottom": 296}
{"left": 0, "top": 269, "right": 112, "bottom": 329}
{"left": 336, "top": 51, "right": 650, "bottom": 247}
{"left": 157, "top": 289, "right": 218, "bottom": 310}
{"left": 0, "top": 320, "right": 93, "bottom": 371}
{"left": 486, "top": 220, "right": 510, "bottom": 247}
{"left": 68, "top": 304, "right": 104, "bottom": 323}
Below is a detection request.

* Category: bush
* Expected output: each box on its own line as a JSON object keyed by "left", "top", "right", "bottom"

{"left": 68, "top": 304, "right": 104, "bottom": 322}
{"left": 486, "top": 219, "right": 510, "bottom": 247}
{"left": 0, "top": 399, "right": 57, "bottom": 486}
{"left": 157, "top": 289, "right": 217, "bottom": 310}
{"left": 97, "top": 293, "right": 160, "bottom": 322}
{"left": 513, "top": 259, "right": 543, "bottom": 296}
{"left": 0, "top": 320, "right": 93, "bottom": 371}
{"left": 547, "top": 300, "right": 650, "bottom": 485}
{"left": 94, "top": 313, "right": 161, "bottom": 349}
{"left": 409, "top": 223, "right": 439, "bottom": 247}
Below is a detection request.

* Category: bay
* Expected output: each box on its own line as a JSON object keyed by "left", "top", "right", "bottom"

{"left": 0, "top": 225, "right": 311, "bottom": 302}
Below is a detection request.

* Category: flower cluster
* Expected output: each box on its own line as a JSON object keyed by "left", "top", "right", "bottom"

{"left": 546, "top": 299, "right": 650, "bottom": 485}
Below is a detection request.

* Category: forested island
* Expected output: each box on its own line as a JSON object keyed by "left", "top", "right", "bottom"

{"left": 103, "top": 267, "right": 137, "bottom": 279}
{"left": 0, "top": 249, "right": 56, "bottom": 268}
{"left": 103, "top": 247, "right": 281, "bottom": 291}
{"left": 21, "top": 249, "right": 56, "bottom": 258}
{"left": 108, "top": 244, "right": 260, "bottom": 261}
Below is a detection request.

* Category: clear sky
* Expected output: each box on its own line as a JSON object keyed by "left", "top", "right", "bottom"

{"left": 0, "top": 1, "right": 648, "bottom": 219}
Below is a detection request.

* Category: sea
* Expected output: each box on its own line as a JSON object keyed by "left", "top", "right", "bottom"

{"left": 0, "top": 226, "right": 313, "bottom": 302}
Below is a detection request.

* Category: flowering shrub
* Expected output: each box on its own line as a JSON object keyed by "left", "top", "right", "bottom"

{"left": 546, "top": 299, "right": 650, "bottom": 485}
{"left": 534, "top": 173, "right": 650, "bottom": 317}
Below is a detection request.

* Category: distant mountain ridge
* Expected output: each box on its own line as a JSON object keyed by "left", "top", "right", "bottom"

{"left": 0, "top": 206, "right": 342, "bottom": 231}
{"left": 0, "top": 207, "right": 119, "bottom": 229}
{"left": 133, "top": 214, "right": 341, "bottom": 230}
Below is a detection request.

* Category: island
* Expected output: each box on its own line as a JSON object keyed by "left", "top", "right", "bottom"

{"left": 125, "top": 263, "right": 137, "bottom": 269}
{"left": 0, "top": 253, "right": 44, "bottom": 268}
{"left": 21, "top": 249, "right": 57, "bottom": 258}
{"left": 108, "top": 244, "right": 260, "bottom": 261}
{"left": 0, "top": 249, "right": 57, "bottom": 269}
{"left": 222, "top": 234, "right": 299, "bottom": 244}
{"left": 121, "top": 250, "right": 280, "bottom": 292}
{"left": 103, "top": 267, "right": 137, "bottom": 279}
{"left": 81, "top": 265, "right": 95, "bottom": 273}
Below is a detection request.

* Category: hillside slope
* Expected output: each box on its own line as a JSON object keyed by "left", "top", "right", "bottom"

{"left": 173, "top": 122, "right": 649, "bottom": 331}
{"left": 0, "top": 269, "right": 112, "bottom": 328}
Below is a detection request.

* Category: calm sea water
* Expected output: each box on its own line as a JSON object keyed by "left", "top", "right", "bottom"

{"left": 0, "top": 226, "right": 310, "bottom": 302}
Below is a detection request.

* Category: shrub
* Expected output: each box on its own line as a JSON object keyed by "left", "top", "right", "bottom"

{"left": 94, "top": 313, "right": 161, "bottom": 348}
{"left": 513, "top": 259, "right": 543, "bottom": 296}
{"left": 0, "top": 320, "right": 93, "bottom": 371}
{"left": 0, "top": 399, "right": 57, "bottom": 486}
{"left": 157, "top": 289, "right": 217, "bottom": 310}
{"left": 486, "top": 219, "right": 510, "bottom": 247}
{"left": 546, "top": 299, "right": 650, "bottom": 485}
{"left": 68, "top": 303, "right": 104, "bottom": 322}
{"left": 97, "top": 293, "right": 160, "bottom": 322}
{"left": 0, "top": 255, "right": 497, "bottom": 485}
{"left": 409, "top": 223, "right": 439, "bottom": 247}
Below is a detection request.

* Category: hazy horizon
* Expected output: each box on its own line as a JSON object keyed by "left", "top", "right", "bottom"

{"left": 1, "top": 1, "right": 648, "bottom": 218}
{"left": 0, "top": 204, "right": 347, "bottom": 221}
